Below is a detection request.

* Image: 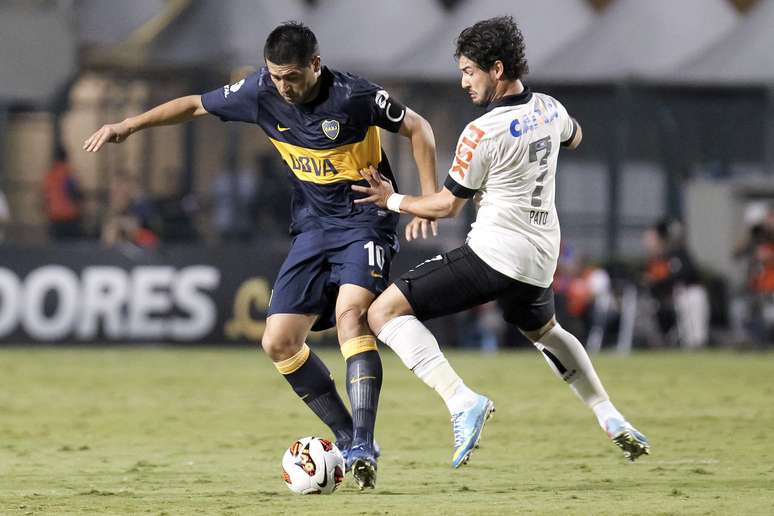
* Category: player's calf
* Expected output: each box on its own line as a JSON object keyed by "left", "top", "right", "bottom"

{"left": 263, "top": 317, "right": 355, "bottom": 446}
{"left": 340, "top": 335, "right": 382, "bottom": 447}
{"left": 336, "top": 287, "right": 384, "bottom": 457}
{"left": 527, "top": 321, "right": 651, "bottom": 462}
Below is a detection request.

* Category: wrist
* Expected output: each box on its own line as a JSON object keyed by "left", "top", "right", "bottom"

{"left": 122, "top": 118, "right": 137, "bottom": 135}
{"left": 386, "top": 193, "right": 405, "bottom": 213}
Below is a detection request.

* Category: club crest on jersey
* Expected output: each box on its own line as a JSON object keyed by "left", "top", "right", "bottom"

{"left": 321, "top": 119, "right": 340, "bottom": 140}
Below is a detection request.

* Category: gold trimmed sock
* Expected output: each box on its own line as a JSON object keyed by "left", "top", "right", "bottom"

{"left": 277, "top": 344, "right": 353, "bottom": 443}
{"left": 343, "top": 335, "right": 382, "bottom": 445}
{"left": 274, "top": 343, "right": 311, "bottom": 375}
{"left": 340, "top": 335, "right": 378, "bottom": 360}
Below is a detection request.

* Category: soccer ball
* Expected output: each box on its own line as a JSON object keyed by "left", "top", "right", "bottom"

{"left": 281, "top": 436, "right": 345, "bottom": 495}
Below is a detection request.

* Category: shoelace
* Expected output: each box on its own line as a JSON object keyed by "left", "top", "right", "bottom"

{"left": 451, "top": 412, "right": 466, "bottom": 448}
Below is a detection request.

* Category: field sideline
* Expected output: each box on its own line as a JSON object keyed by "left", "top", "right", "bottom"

{"left": 1, "top": 348, "right": 773, "bottom": 515}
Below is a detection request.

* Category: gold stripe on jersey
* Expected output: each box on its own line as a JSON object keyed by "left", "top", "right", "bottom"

{"left": 268, "top": 126, "right": 382, "bottom": 185}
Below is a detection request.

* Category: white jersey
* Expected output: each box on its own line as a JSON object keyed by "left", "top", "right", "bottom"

{"left": 445, "top": 88, "right": 576, "bottom": 287}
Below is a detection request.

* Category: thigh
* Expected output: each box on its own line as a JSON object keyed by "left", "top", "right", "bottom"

{"left": 268, "top": 231, "right": 332, "bottom": 319}
{"left": 368, "top": 284, "right": 415, "bottom": 334}
{"left": 335, "top": 284, "right": 377, "bottom": 316}
{"left": 306, "top": 235, "right": 394, "bottom": 332}
{"left": 394, "top": 245, "right": 512, "bottom": 322}
{"left": 498, "top": 281, "right": 556, "bottom": 332}
{"left": 328, "top": 235, "right": 396, "bottom": 296}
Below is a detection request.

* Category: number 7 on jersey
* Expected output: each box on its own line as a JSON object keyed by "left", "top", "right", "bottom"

{"left": 528, "top": 136, "right": 552, "bottom": 208}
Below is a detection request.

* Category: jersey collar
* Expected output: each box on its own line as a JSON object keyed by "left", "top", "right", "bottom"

{"left": 486, "top": 86, "right": 532, "bottom": 112}
{"left": 297, "top": 66, "right": 333, "bottom": 112}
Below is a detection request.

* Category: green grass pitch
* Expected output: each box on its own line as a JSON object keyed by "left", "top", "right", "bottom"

{"left": 1, "top": 348, "right": 773, "bottom": 515}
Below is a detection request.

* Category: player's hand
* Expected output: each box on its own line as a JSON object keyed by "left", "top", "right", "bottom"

{"left": 352, "top": 165, "right": 394, "bottom": 208}
{"left": 83, "top": 121, "right": 132, "bottom": 152}
{"left": 405, "top": 217, "right": 438, "bottom": 241}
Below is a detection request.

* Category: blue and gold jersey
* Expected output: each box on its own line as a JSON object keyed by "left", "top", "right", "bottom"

{"left": 201, "top": 66, "right": 406, "bottom": 237}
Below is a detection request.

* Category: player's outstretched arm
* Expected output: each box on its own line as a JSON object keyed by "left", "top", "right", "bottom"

{"left": 399, "top": 108, "right": 437, "bottom": 195}
{"left": 398, "top": 108, "right": 439, "bottom": 240}
{"left": 352, "top": 166, "right": 467, "bottom": 221}
{"left": 83, "top": 95, "right": 209, "bottom": 152}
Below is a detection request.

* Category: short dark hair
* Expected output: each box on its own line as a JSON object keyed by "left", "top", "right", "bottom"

{"left": 455, "top": 16, "right": 529, "bottom": 80}
{"left": 264, "top": 21, "right": 319, "bottom": 66}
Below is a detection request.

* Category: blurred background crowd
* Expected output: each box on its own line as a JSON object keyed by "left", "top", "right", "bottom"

{"left": 1, "top": 0, "right": 773, "bottom": 348}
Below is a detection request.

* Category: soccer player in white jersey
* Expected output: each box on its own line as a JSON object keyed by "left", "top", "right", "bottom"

{"left": 353, "top": 16, "right": 650, "bottom": 467}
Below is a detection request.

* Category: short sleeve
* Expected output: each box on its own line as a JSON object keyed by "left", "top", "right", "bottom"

{"left": 350, "top": 79, "right": 406, "bottom": 133}
{"left": 444, "top": 122, "right": 489, "bottom": 198}
{"left": 200, "top": 73, "right": 260, "bottom": 124}
{"left": 553, "top": 98, "right": 576, "bottom": 145}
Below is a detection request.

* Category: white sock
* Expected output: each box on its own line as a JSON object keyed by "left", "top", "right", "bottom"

{"left": 377, "top": 315, "right": 479, "bottom": 414}
{"left": 535, "top": 323, "right": 623, "bottom": 429}
{"left": 421, "top": 362, "right": 479, "bottom": 414}
{"left": 591, "top": 400, "right": 624, "bottom": 430}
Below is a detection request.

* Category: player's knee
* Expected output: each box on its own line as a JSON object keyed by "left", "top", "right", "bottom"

{"left": 367, "top": 301, "right": 387, "bottom": 335}
{"left": 261, "top": 332, "right": 302, "bottom": 362}
{"left": 336, "top": 304, "right": 368, "bottom": 334}
{"left": 368, "top": 285, "right": 414, "bottom": 335}
{"left": 368, "top": 296, "right": 401, "bottom": 335}
{"left": 523, "top": 317, "right": 558, "bottom": 343}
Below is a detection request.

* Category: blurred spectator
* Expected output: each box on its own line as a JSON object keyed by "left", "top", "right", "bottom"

{"left": 158, "top": 194, "right": 200, "bottom": 242}
{"left": 253, "top": 153, "right": 292, "bottom": 234}
{"left": 0, "top": 187, "right": 10, "bottom": 242}
{"left": 642, "top": 219, "right": 709, "bottom": 348}
{"left": 210, "top": 167, "right": 257, "bottom": 242}
{"left": 731, "top": 203, "right": 774, "bottom": 345}
{"left": 457, "top": 302, "right": 504, "bottom": 351}
{"left": 553, "top": 244, "right": 613, "bottom": 352}
{"left": 101, "top": 172, "right": 159, "bottom": 248}
{"left": 43, "top": 145, "right": 83, "bottom": 240}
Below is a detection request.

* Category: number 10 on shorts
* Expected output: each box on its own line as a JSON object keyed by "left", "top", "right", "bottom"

{"left": 364, "top": 241, "right": 385, "bottom": 269}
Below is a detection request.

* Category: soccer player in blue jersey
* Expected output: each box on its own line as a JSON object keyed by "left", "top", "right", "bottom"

{"left": 83, "top": 21, "right": 438, "bottom": 489}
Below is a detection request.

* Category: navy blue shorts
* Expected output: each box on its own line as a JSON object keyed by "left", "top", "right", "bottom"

{"left": 268, "top": 228, "right": 398, "bottom": 331}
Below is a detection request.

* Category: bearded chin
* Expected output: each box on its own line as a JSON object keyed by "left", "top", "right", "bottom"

{"left": 473, "top": 97, "right": 488, "bottom": 107}
{"left": 478, "top": 84, "right": 498, "bottom": 106}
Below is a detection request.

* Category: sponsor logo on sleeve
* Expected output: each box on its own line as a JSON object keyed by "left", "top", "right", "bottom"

{"left": 375, "top": 90, "right": 389, "bottom": 109}
{"left": 375, "top": 89, "right": 405, "bottom": 123}
{"left": 451, "top": 124, "right": 485, "bottom": 179}
{"left": 223, "top": 78, "right": 245, "bottom": 98}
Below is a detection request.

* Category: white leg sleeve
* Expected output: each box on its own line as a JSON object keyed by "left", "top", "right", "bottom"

{"left": 377, "top": 315, "right": 478, "bottom": 414}
{"left": 535, "top": 323, "right": 616, "bottom": 421}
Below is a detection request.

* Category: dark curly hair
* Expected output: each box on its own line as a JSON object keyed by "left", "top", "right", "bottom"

{"left": 454, "top": 16, "right": 529, "bottom": 80}
{"left": 264, "top": 21, "right": 319, "bottom": 66}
